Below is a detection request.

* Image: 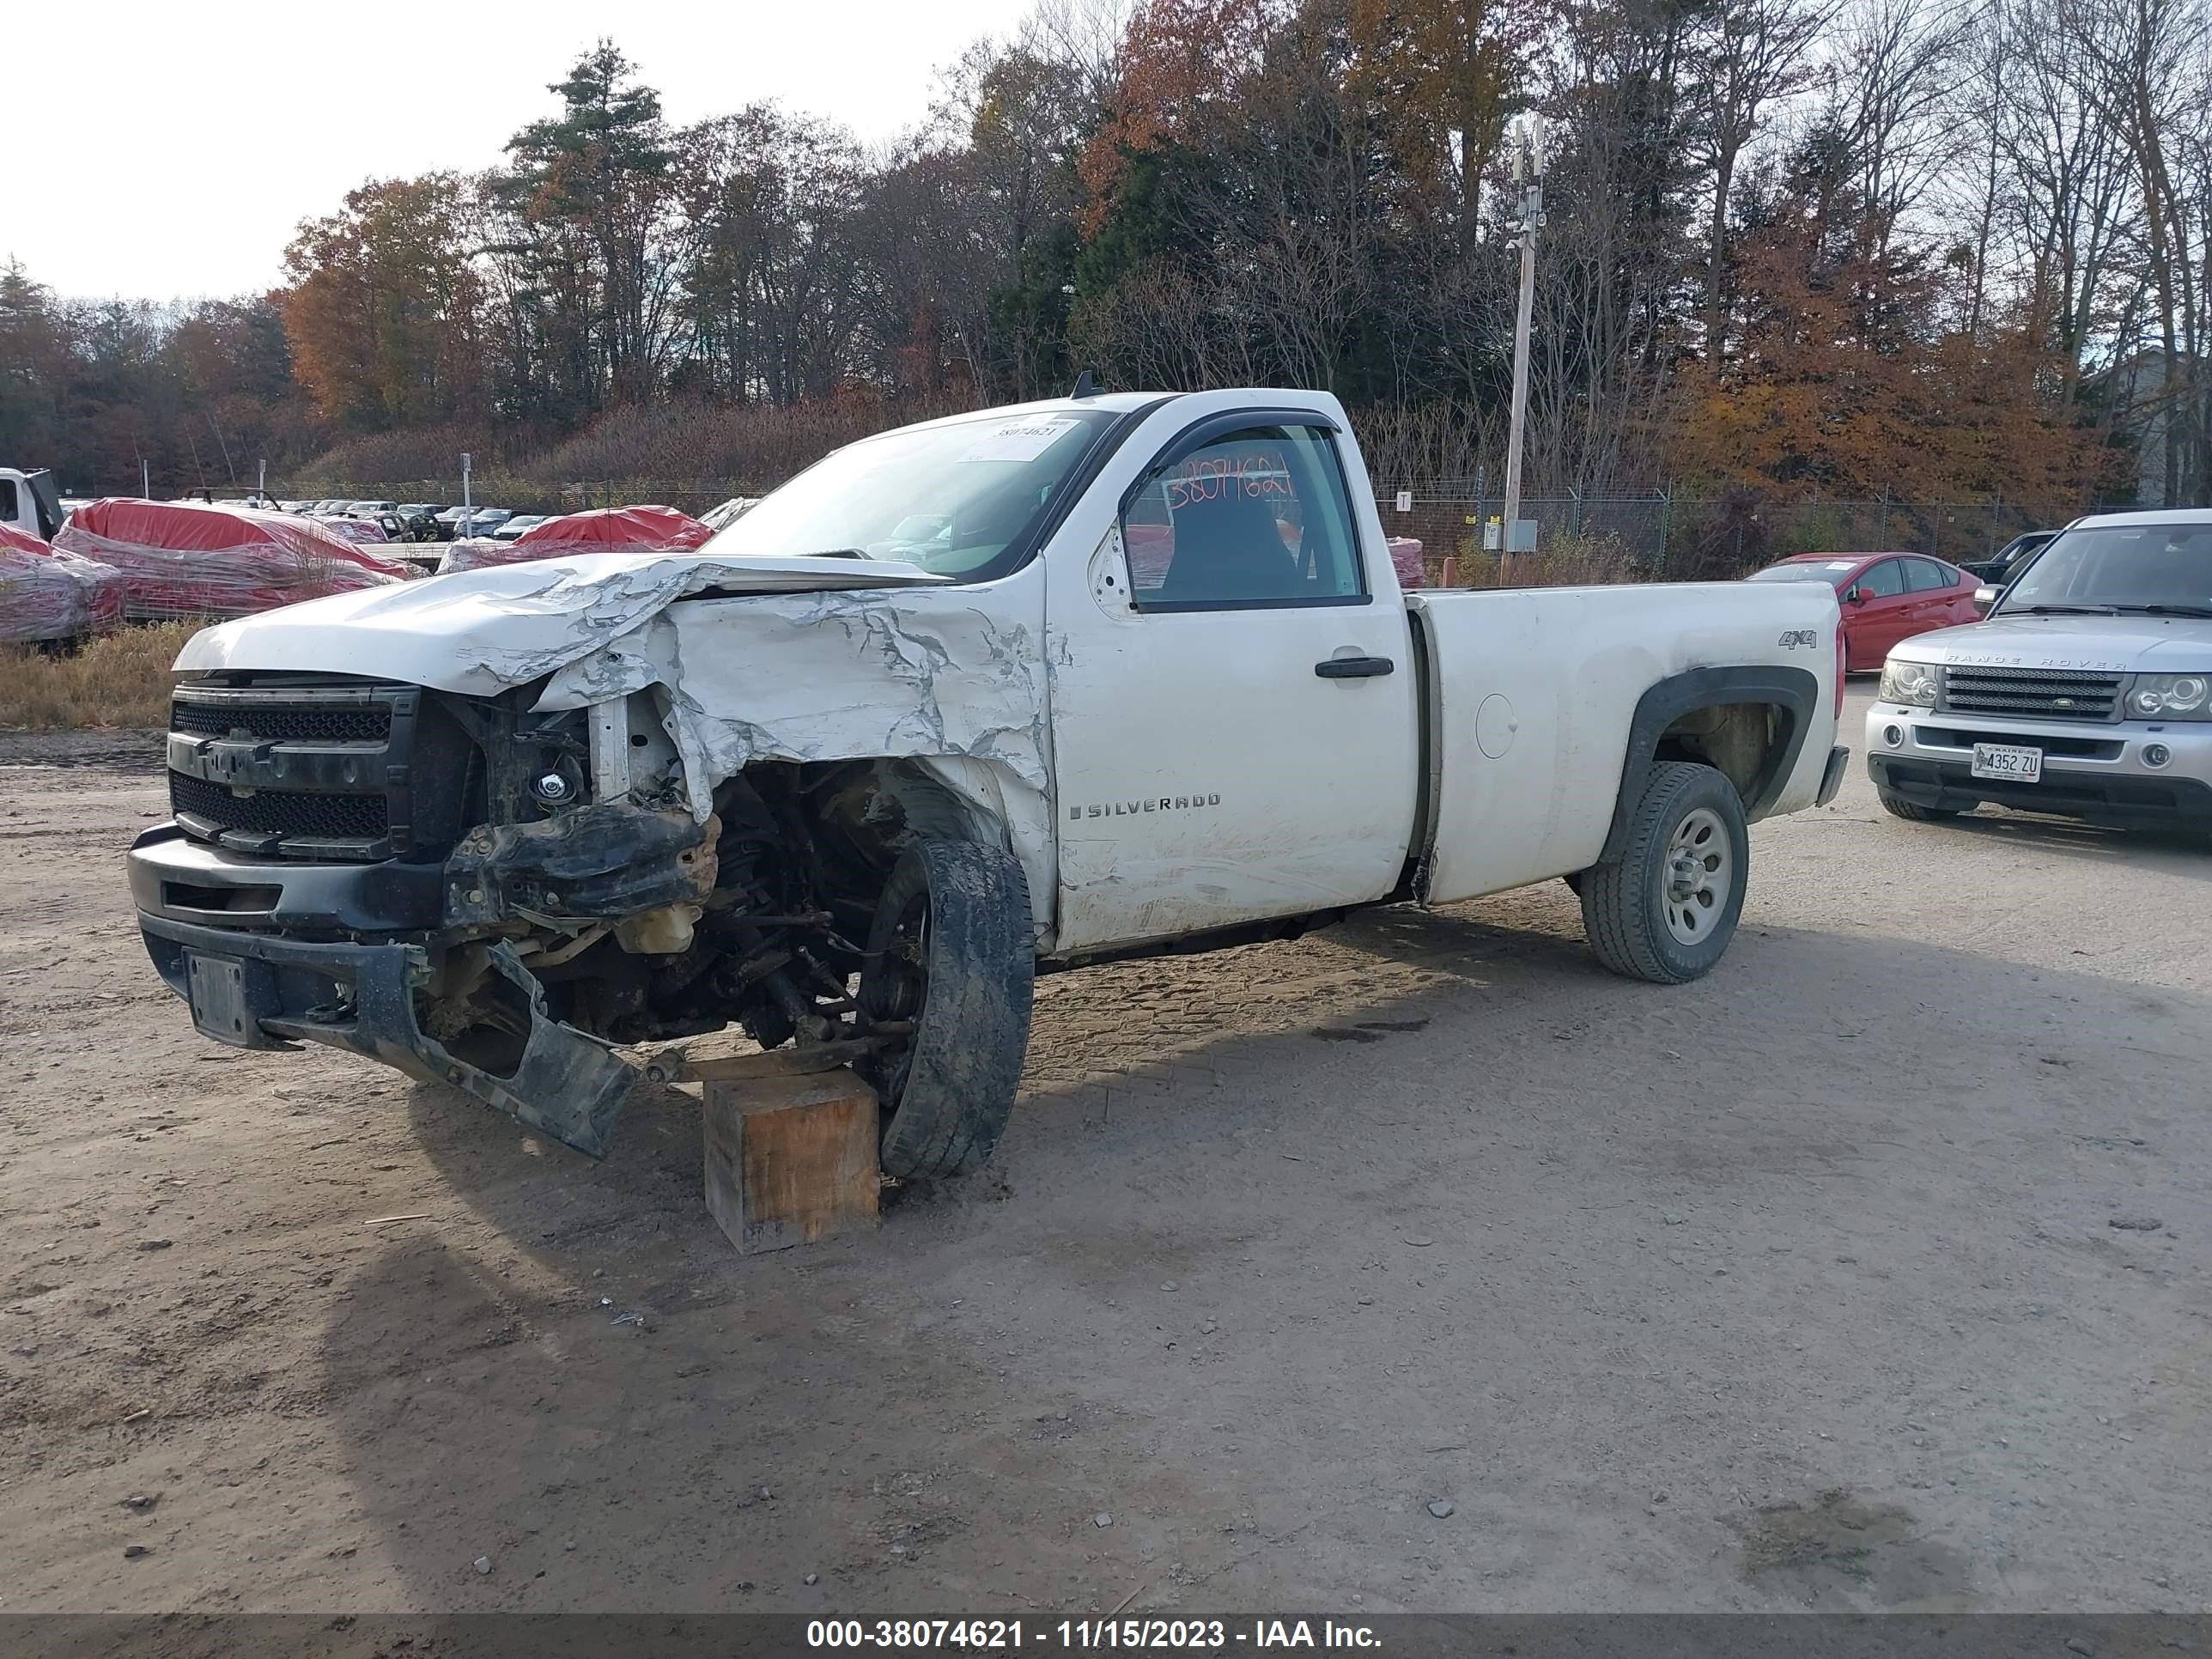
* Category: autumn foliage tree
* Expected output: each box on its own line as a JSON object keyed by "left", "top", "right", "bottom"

{"left": 1347, "top": 0, "right": 1536, "bottom": 251}
{"left": 2, "top": 258, "right": 323, "bottom": 495}
{"left": 279, "top": 175, "right": 487, "bottom": 429}
{"left": 9, "top": 0, "right": 2204, "bottom": 507}
{"left": 1667, "top": 126, "right": 2114, "bottom": 507}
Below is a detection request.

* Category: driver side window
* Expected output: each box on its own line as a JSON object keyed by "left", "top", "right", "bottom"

{"left": 1856, "top": 560, "right": 1905, "bottom": 598}
{"left": 1119, "top": 425, "right": 1366, "bottom": 611}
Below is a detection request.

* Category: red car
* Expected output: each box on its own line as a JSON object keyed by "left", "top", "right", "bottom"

{"left": 1747, "top": 551, "right": 1983, "bottom": 672}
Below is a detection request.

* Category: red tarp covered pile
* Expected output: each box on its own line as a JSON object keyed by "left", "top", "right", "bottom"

{"left": 53, "top": 500, "right": 414, "bottom": 620}
{"left": 1388, "top": 537, "right": 1425, "bottom": 589}
{"left": 441, "top": 505, "right": 714, "bottom": 574}
{"left": 0, "top": 522, "right": 125, "bottom": 643}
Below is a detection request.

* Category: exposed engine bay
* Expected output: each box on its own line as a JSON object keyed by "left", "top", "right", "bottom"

{"left": 430, "top": 750, "right": 966, "bottom": 1073}
{"left": 150, "top": 672, "right": 981, "bottom": 1148}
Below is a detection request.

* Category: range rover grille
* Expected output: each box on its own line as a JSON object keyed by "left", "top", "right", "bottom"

{"left": 1941, "top": 665, "right": 2123, "bottom": 722}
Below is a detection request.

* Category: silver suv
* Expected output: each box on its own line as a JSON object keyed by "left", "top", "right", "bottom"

{"left": 1867, "top": 508, "right": 2212, "bottom": 834}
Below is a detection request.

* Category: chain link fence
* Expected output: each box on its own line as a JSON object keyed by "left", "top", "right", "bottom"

{"left": 273, "top": 479, "right": 747, "bottom": 518}
{"left": 1376, "top": 490, "right": 2069, "bottom": 586}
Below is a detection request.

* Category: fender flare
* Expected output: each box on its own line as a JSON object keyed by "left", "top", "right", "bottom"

{"left": 1595, "top": 665, "right": 1820, "bottom": 866}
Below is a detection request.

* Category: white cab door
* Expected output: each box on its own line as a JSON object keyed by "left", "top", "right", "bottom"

{"left": 1045, "top": 414, "right": 1418, "bottom": 954}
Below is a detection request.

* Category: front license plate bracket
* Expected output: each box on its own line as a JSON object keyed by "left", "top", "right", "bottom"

{"left": 185, "top": 951, "right": 282, "bottom": 1048}
{"left": 1970, "top": 742, "right": 2044, "bottom": 783}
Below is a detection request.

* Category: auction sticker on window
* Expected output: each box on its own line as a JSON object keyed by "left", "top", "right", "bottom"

{"left": 959, "top": 418, "right": 1081, "bottom": 463}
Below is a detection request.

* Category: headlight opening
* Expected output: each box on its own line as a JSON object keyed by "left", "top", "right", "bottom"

{"left": 1881, "top": 660, "right": 1940, "bottom": 707}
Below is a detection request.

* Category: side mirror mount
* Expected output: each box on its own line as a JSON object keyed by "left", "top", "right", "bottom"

{"left": 1845, "top": 586, "right": 1870, "bottom": 606}
{"left": 1972, "top": 584, "right": 2001, "bottom": 611}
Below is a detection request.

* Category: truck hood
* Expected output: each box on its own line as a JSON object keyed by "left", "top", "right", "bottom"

{"left": 173, "top": 550, "right": 950, "bottom": 696}
{"left": 1888, "top": 613, "right": 2212, "bottom": 675}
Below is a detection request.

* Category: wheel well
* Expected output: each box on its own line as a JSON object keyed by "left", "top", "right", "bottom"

{"left": 741, "top": 757, "right": 1003, "bottom": 927}
{"left": 1598, "top": 666, "right": 1820, "bottom": 867}
{"left": 1651, "top": 702, "right": 1786, "bottom": 807}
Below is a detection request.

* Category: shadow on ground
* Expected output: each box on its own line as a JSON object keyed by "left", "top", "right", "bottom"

{"left": 297, "top": 902, "right": 2212, "bottom": 1612}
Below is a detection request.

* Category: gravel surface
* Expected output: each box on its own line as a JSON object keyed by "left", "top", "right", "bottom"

{"left": 1, "top": 690, "right": 2205, "bottom": 1614}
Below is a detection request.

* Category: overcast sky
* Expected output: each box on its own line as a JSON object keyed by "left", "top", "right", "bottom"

{"left": 15, "top": 0, "right": 1039, "bottom": 301}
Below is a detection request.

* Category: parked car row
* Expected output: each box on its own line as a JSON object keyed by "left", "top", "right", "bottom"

{"left": 1959, "top": 531, "right": 2057, "bottom": 586}
{"left": 218, "top": 498, "right": 523, "bottom": 542}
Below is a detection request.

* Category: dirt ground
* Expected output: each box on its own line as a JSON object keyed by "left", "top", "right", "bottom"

{"left": 2, "top": 687, "right": 2207, "bottom": 1616}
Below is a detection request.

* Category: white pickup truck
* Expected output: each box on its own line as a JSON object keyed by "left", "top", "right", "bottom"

{"left": 0, "top": 466, "right": 66, "bottom": 542}
{"left": 131, "top": 389, "right": 1849, "bottom": 1174}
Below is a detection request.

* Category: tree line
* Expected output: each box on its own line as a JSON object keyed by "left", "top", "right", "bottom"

{"left": 3, "top": 0, "right": 2207, "bottom": 510}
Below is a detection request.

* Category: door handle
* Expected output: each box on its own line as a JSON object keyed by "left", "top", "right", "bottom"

{"left": 1315, "top": 655, "right": 1395, "bottom": 679}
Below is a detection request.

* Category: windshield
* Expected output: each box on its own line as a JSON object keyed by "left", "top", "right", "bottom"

{"left": 702, "top": 408, "right": 1122, "bottom": 578}
{"left": 1748, "top": 560, "right": 1857, "bottom": 586}
{"left": 2000, "top": 523, "right": 2212, "bottom": 615}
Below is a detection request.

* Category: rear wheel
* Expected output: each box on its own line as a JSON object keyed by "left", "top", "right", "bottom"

{"left": 859, "top": 838, "right": 1035, "bottom": 1180}
{"left": 1581, "top": 762, "right": 1748, "bottom": 984}
{"left": 1878, "top": 789, "right": 1960, "bottom": 822}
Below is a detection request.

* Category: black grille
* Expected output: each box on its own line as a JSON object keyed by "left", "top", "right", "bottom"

{"left": 170, "top": 771, "right": 391, "bottom": 842}
{"left": 1919, "top": 726, "right": 2122, "bottom": 760}
{"left": 167, "top": 676, "right": 479, "bottom": 861}
{"left": 171, "top": 700, "right": 391, "bottom": 743}
{"left": 1942, "top": 665, "right": 2123, "bottom": 721}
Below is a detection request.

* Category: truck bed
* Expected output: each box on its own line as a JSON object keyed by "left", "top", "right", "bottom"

{"left": 1408, "top": 580, "right": 1840, "bottom": 903}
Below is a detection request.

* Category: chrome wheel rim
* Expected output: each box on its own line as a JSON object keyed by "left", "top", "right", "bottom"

{"left": 1662, "top": 806, "right": 1732, "bottom": 946}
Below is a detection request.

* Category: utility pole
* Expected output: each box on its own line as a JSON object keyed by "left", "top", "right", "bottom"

{"left": 1500, "top": 113, "right": 1546, "bottom": 584}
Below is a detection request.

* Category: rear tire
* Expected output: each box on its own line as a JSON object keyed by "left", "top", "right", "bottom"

{"left": 860, "top": 838, "right": 1035, "bottom": 1180}
{"left": 1878, "top": 789, "right": 1960, "bottom": 822}
{"left": 1581, "top": 762, "right": 1748, "bottom": 984}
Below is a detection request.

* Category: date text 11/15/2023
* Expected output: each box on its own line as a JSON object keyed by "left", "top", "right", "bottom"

{"left": 807, "top": 1619, "right": 1382, "bottom": 1649}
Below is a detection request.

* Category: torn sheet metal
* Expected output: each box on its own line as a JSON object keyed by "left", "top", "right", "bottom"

{"left": 542, "top": 582, "right": 1060, "bottom": 935}
{"left": 173, "top": 548, "right": 1060, "bottom": 935}
{"left": 172, "top": 550, "right": 951, "bottom": 695}
{"left": 542, "top": 586, "right": 1046, "bottom": 788}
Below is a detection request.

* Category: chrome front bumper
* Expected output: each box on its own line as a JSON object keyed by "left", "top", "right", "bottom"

{"left": 1864, "top": 702, "right": 2212, "bottom": 828}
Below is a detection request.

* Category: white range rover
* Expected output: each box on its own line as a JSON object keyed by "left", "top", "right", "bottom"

{"left": 1868, "top": 508, "right": 2212, "bottom": 834}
